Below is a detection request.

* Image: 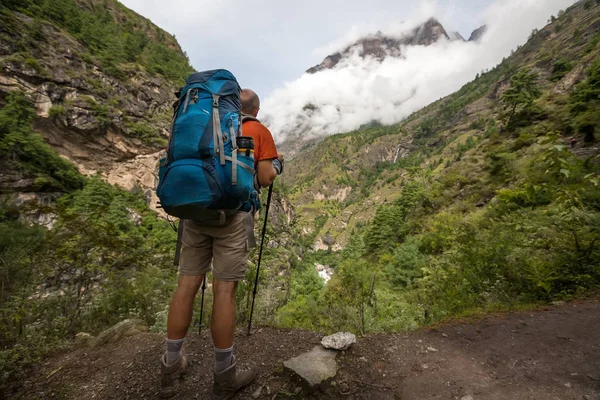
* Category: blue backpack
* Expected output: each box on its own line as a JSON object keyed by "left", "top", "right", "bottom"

{"left": 156, "top": 69, "right": 256, "bottom": 225}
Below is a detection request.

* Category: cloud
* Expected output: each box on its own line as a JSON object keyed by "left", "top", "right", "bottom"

{"left": 119, "top": 0, "right": 494, "bottom": 99}
{"left": 261, "top": 0, "right": 577, "bottom": 142}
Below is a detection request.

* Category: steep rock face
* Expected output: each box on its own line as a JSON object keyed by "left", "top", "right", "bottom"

{"left": 4, "top": 192, "right": 60, "bottom": 228}
{"left": 468, "top": 25, "right": 488, "bottom": 42}
{"left": 0, "top": 12, "right": 176, "bottom": 170}
{"left": 306, "top": 19, "right": 487, "bottom": 75}
{"left": 269, "top": 194, "right": 296, "bottom": 230}
{"left": 0, "top": 5, "right": 188, "bottom": 214}
{"left": 307, "top": 18, "right": 450, "bottom": 74}
{"left": 449, "top": 31, "right": 466, "bottom": 41}
{"left": 103, "top": 151, "right": 165, "bottom": 216}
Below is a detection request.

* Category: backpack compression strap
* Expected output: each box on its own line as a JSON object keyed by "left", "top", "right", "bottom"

{"left": 211, "top": 97, "right": 255, "bottom": 186}
{"left": 212, "top": 94, "right": 226, "bottom": 166}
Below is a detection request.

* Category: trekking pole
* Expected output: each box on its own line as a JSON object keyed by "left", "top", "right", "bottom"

{"left": 247, "top": 183, "right": 274, "bottom": 336}
{"left": 198, "top": 275, "right": 207, "bottom": 335}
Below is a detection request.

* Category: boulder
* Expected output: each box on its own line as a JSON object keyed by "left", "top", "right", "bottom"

{"left": 90, "top": 319, "right": 147, "bottom": 347}
{"left": 321, "top": 332, "right": 357, "bottom": 351}
{"left": 322, "top": 235, "right": 336, "bottom": 246}
{"left": 284, "top": 346, "right": 338, "bottom": 389}
{"left": 75, "top": 332, "right": 93, "bottom": 344}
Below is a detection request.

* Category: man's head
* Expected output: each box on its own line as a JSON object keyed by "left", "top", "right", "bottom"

{"left": 241, "top": 89, "right": 260, "bottom": 117}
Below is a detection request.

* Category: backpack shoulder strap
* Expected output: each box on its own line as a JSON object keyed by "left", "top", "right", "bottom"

{"left": 241, "top": 114, "right": 260, "bottom": 124}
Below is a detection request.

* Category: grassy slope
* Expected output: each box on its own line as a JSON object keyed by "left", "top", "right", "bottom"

{"left": 285, "top": 0, "right": 600, "bottom": 249}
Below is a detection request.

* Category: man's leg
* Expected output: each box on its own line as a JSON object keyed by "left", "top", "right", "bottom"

{"left": 210, "top": 212, "right": 257, "bottom": 399}
{"left": 167, "top": 274, "right": 205, "bottom": 340}
{"left": 161, "top": 220, "right": 212, "bottom": 398}
{"left": 211, "top": 279, "right": 237, "bottom": 348}
{"left": 163, "top": 275, "right": 204, "bottom": 367}
{"left": 211, "top": 279, "right": 237, "bottom": 373}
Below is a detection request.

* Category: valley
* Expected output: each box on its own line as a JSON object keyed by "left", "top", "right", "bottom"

{"left": 1, "top": 0, "right": 599, "bottom": 397}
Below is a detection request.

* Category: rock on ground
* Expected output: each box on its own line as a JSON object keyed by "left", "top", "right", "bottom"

{"left": 91, "top": 319, "right": 147, "bottom": 347}
{"left": 321, "top": 332, "right": 357, "bottom": 351}
{"left": 75, "top": 332, "right": 93, "bottom": 344}
{"left": 283, "top": 345, "right": 338, "bottom": 388}
{"left": 14, "top": 300, "right": 600, "bottom": 400}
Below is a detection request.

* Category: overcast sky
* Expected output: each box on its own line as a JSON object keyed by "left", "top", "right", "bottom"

{"left": 120, "top": 0, "right": 577, "bottom": 141}
{"left": 120, "top": 0, "right": 495, "bottom": 96}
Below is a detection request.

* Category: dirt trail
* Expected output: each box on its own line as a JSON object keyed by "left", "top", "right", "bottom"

{"left": 13, "top": 300, "right": 600, "bottom": 400}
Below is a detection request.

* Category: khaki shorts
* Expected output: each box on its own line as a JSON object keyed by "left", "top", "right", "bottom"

{"left": 179, "top": 212, "right": 254, "bottom": 281}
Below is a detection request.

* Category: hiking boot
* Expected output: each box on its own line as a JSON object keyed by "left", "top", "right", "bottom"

{"left": 211, "top": 356, "right": 258, "bottom": 399}
{"left": 160, "top": 353, "right": 188, "bottom": 398}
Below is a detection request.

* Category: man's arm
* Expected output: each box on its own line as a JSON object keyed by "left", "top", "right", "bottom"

{"left": 256, "top": 154, "right": 283, "bottom": 188}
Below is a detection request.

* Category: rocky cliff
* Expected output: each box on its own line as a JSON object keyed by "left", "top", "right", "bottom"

{"left": 307, "top": 18, "right": 485, "bottom": 74}
{"left": 0, "top": 1, "right": 192, "bottom": 212}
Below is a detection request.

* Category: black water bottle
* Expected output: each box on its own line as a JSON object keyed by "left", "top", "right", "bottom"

{"left": 237, "top": 136, "right": 255, "bottom": 158}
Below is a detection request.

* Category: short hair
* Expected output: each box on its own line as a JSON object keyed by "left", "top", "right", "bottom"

{"left": 241, "top": 89, "right": 260, "bottom": 114}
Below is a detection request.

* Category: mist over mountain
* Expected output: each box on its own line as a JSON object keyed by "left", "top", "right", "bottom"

{"left": 262, "top": 0, "right": 577, "bottom": 147}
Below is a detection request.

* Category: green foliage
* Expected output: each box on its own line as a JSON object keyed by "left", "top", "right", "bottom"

{"left": 457, "top": 136, "right": 477, "bottom": 159}
{"left": 275, "top": 260, "right": 325, "bottom": 330}
{"left": 501, "top": 69, "right": 542, "bottom": 127}
{"left": 48, "top": 105, "right": 66, "bottom": 117}
{"left": 383, "top": 236, "right": 427, "bottom": 287}
{"left": 569, "top": 58, "right": 600, "bottom": 140}
{"left": 551, "top": 59, "right": 574, "bottom": 82}
{"left": 127, "top": 120, "right": 167, "bottom": 147}
{"left": 469, "top": 118, "right": 486, "bottom": 130}
{"left": 585, "top": 30, "right": 600, "bottom": 54}
{"left": 364, "top": 205, "right": 405, "bottom": 255}
{"left": 364, "top": 182, "right": 426, "bottom": 255}
{"left": 0, "top": 92, "right": 84, "bottom": 191}
{"left": 486, "top": 151, "right": 516, "bottom": 178}
{"left": 0, "top": 177, "right": 177, "bottom": 392}
{"left": 570, "top": 58, "right": 600, "bottom": 116}
{"left": 5, "top": 0, "right": 193, "bottom": 83}
{"left": 276, "top": 1, "right": 600, "bottom": 337}
{"left": 24, "top": 57, "right": 43, "bottom": 73}
{"left": 326, "top": 259, "right": 379, "bottom": 334}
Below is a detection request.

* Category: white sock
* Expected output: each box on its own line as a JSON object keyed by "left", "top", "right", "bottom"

{"left": 166, "top": 338, "right": 184, "bottom": 365}
{"left": 215, "top": 346, "right": 233, "bottom": 373}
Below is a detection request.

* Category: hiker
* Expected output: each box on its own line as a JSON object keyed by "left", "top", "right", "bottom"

{"left": 570, "top": 137, "right": 577, "bottom": 148}
{"left": 159, "top": 85, "right": 283, "bottom": 399}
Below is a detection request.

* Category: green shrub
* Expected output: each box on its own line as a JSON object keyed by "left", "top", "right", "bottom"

{"left": 0, "top": 175, "right": 178, "bottom": 393}
{"left": 469, "top": 118, "right": 486, "bottom": 130}
{"left": 511, "top": 132, "right": 536, "bottom": 151}
{"left": 0, "top": 92, "right": 84, "bottom": 191}
{"left": 126, "top": 120, "right": 167, "bottom": 147}
{"left": 4, "top": 0, "right": 193, "bottom": 83}
{"left": 48, "top": 104, "right": 66, "bottom": 117}
{"left": 24, "top": 57, "right": 42, "bottom": 71}
{"left": 384, "top": 237, "right": 427, "bottom": 287}
{"left": 551, "top": 59, "right": 574, "bottom": 82}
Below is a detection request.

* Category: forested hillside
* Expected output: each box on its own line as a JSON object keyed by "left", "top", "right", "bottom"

{"left": 2, "top": 0, "right": 600, "bottom": 396}
{"left": 273, "top": 0, "right": 600, "bottom": 334}
{"left": 0, "top": 0, "right": 191, "bottom": 393}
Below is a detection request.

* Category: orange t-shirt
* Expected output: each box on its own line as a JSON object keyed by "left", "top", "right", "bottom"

{"left": 242, "top": 121, "right": 278, "bottom": 169}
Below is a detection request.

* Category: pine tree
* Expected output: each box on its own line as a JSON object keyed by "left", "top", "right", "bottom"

{"left": 501, "top": 69, "right": 541, "bottom": 126}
